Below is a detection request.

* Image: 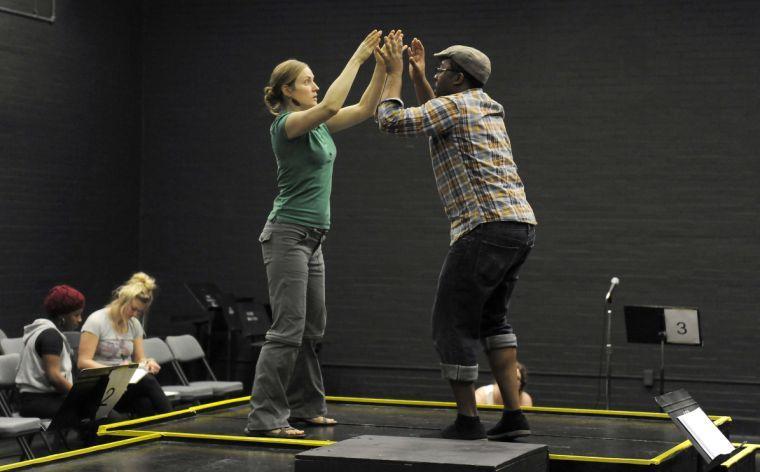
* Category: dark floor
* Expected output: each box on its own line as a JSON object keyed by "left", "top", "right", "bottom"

{"left": 1, "top": 400, "right": 756, "bottom": 471}
{"left": 14, "top": 441, "right": 301, "bottom": 472}
{"left": 151, "top": 403, "right": 690, "bottom": 460}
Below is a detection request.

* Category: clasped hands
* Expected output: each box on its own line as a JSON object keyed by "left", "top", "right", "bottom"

{"left": 375, "top": 30, "right": 427, "bottom": 80}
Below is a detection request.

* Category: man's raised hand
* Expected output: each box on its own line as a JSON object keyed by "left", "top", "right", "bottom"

{"left": 407, "top": 37, "right": 426, "bottom": 80}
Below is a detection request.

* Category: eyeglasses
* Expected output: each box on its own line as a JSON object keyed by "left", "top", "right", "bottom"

{"left": 434, "top": 67, "right": 462, "bottom": 75}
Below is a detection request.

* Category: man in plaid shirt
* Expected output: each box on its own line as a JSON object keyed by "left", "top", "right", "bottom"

{"left": 376, "top": 31, "right": 537, "bottom": 441}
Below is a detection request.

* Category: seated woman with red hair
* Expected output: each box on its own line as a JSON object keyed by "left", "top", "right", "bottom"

{"left": 16, "top": 285, "right": 85, "bottom": 418}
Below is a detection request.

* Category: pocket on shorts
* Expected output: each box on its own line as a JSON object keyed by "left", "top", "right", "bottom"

{"left": 480, "top": 223, "right": 532, "bottom": 250}
{"left": 475, "top": 241, "right": 522, "bottom": 285}
{"left": 258, "top": 229, "right": 272, "bottom": 243}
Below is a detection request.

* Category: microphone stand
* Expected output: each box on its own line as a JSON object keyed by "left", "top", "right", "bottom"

{"left": 658, "top": 330, "right": 666, "bottom": 395}
{"left": 603, "top": 296, "right": 613, "bottom": 409}
{"left": 602, "top": 278, "right": 618, "bottom": 410}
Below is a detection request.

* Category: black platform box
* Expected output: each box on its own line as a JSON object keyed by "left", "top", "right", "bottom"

{"left": 295, "top": 435, "right": 548, "bottom": 472}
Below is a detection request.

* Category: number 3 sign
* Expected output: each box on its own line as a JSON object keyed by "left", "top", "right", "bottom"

{"left": 663, "top": 308, "right": 702, "bottom": 345}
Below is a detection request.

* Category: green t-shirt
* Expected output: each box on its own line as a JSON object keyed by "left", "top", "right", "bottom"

{"left": 267, "top": 112, "right": 337, "bottom": 229}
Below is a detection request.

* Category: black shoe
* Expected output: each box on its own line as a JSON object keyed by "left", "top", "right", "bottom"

{"left": 441, "top": 414, "right": 486, "bottom": 440}
{"left": 487, "top": 409, "right": 531, "bottom": 441}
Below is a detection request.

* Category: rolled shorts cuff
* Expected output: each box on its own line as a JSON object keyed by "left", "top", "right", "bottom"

{"left": 301, "top": 335, "right": 324, "bottom": 342}
{"left": 439, "top": 363, "right": 479, "bottom": 382}
{"left": 264, "top": 333, "right": 302, "bottom": 347}
{"left": 483, "top": 334, "right": 518, "bottom": 351}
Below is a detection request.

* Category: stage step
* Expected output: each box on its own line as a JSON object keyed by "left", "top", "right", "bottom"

{"left": 295, "top": 434, "right": 548, "bottom": 472}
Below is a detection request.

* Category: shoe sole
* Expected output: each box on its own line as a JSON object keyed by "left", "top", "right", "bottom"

{"left": 244, "top": 429, "right": 306, "bottom": 439}
{"left": 289, "top": 417, "right": 338, "bottom": 426}
{"left": 486, "top": 429, "right": 531, "bottom": 440}
{"left": 441, "top": 435, "right": 488, "bottom": 440}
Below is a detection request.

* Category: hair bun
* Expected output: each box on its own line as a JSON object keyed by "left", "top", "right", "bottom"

{"left": 128, "top": 272, "right": 156, "bottom": 292}
{"left": 264, "top": 59, "right": 306, "bottom": 116}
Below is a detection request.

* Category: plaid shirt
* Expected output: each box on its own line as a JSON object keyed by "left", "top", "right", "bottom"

{"left": 377, "top": 89, "right": 536, "bottom": 244}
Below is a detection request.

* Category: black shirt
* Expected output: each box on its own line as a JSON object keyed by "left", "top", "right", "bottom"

{"left": 35, "top": 328, "right": 64, "bottom": 357}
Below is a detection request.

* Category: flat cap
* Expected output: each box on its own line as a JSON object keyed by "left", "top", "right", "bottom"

{"left": 433, "top": 45, "right": 491, "bottom": 85}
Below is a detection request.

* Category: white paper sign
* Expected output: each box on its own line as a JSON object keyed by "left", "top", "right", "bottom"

{"left": 95, "top": 367, "right": 134, "bottom": 420}
{"left": 664, "top": 308, "right": 701, "bottom": 345}
{"left": 677, "top": 408, "right": 734, "bottom": 460}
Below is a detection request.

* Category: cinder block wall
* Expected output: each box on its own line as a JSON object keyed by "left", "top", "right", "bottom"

{"left": 138, "top": 0, "right": 759, "bottom": 431}
{"left": 2, "top": 0, "right": 757, "bottom": 434}
{"left": 0, "top": 0, "right": 143, "bottom": 331}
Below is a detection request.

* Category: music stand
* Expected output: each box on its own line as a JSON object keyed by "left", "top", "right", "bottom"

{"left": 231, "top": 297, "right": 271, "bottom": 339}
{"left": 185, "top": 283, "right": 225, "bottom": 315}
{"left": 185, "top": 283, "right": 225, "bottom": 357}
{"left": 214, "top": 296, "right": 271, "bottom": 380}
{"left": 47, "top": 364, "right": 136, "bottom": 431}
{"left": 655, "top": 389, "right": 735, "bottom": 469}
{"left": 624, "top": 305, "right": 703, "bottom": 394}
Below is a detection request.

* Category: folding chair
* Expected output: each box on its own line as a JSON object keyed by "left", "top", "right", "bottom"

{"left": 62, "top": 331, "right": 81, "bottom": 375}
{"left": 62, "top": 331, "right": 80, "bottom": 351}
{"left": 142, "top": 338, "right": 213, "bottom": 403}
{"left": 0, "top": 354, "right": 50, "bottom": 460}
{"left": 0, "top": 337, "right": 23, "bottom": 355}
{"left": 165, "top": 335, "right": 243, "bottom": 397}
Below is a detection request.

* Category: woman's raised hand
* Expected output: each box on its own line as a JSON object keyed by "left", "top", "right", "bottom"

{"left": 352, "top": 29, "right": 383, "bottom": 63}
{"left": 377, "top": 30, "right": 407, "bottom": 75}
{"left": 373, "top": 41, "right": 385, "bottom": 67}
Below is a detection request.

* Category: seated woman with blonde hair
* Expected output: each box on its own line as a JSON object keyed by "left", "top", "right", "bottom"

{"left": 475, "top": 361, "right": 533, "bottom": 407}
{"left": 78, "top": 272, "right": 170, "bottom": 417}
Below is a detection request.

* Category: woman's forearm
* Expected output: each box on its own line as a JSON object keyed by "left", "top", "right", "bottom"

{"left": 356, "top": 62, "right": 387, "bottom": 115}
{"left": 77, "top": 357, "right": 108, "bottom": 370}
{"left": 319, "top": 58, "right": 363, "bottom": 114}
{"left": 42, "top": 356, "right": 73, "bottom": 394}
{"left": 48, "top": 371, "right": 72, "bottom": 394}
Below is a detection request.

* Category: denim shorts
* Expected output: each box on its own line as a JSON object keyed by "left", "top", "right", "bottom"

{"left": 432, "top": 221, "right": 536, "bottom": 382}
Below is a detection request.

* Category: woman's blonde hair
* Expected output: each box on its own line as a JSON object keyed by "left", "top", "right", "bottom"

{"left": 107, "top": 272, "right": 157, "bottom": 334}
{"left": 263, "top": 59, "right": 308, "bottom": 116}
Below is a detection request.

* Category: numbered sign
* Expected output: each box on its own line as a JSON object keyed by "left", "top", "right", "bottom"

{"left": 663, "top": 308, "right": 702, "bottom": 345}
{"left": 95, "top": 366, "right": 135, "bottom": 419}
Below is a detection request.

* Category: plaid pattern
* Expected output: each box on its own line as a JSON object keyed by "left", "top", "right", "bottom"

{"left": 377, "top": 89, "right": 536, "bottom": 243}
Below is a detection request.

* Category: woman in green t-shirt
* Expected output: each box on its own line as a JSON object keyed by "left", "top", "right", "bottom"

{"left": 245, "top": 30, "right": 397, "bottom": 439}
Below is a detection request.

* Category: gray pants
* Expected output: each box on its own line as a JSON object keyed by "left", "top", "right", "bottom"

{"left": 246, "top": 221, "right": 329, "bottom": 431}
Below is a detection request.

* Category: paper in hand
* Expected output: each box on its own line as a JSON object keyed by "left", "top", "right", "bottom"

{"left": 129, "top": 366, "right": 149, "bottom": 384}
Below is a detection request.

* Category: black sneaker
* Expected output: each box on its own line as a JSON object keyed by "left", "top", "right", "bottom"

{"left": 487, "top": 409, "right": 531, "bottom": 441}
{"left": 441, "top": 414, "right": 486, "bottom": 440}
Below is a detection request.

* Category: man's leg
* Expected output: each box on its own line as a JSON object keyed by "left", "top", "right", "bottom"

{"left": 488, "top": 347, "right": 520, "bottom": 410}
{"left": 432, "top": 231, "right": 486, "bottom": 439}
{"left": 485, "top": 345, "right": 531, "bottom": 440}
{"left": 448, "top": 381, "right": 478, "bottom": 416}
{"left": 479, "top": 222, "right": 535, "bottom": 440}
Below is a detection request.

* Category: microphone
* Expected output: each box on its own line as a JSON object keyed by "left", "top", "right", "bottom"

{"left": 605, "top": 277, "right": 620, "bottom": 303}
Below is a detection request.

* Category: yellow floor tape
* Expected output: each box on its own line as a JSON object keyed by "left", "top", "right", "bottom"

{"left": 3, "top": 395, "right": 744, "bottom": 470}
